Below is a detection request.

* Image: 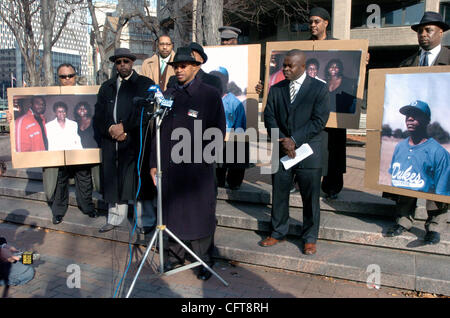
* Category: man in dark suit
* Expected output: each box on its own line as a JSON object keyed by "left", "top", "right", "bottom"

{"left": 386, "top": 12, "right": 449, "bottom": 245}
{"left": 399, "top": 11, "right": 450, "bottom": 67}
{"left": 261, "top": 49, "right": 330, "bottom": 255}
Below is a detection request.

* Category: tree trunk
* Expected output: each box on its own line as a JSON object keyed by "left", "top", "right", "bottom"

{"left": 41, "top": 0, "right": 55, "bottom": 86}
{"left": 87, "top": 0, "right": 109, "bottom": 84}
{"left": 203, "top": 0, "right": 223, "bottom": 46}
{"left": 195, "top": 0, "right": 203, "bottom": 44}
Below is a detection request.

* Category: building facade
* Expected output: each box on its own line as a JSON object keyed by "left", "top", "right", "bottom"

{"left": 0, "top": 0, "right": 89, "bottom": 87}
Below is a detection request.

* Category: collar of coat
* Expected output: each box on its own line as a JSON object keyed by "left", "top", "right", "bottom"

{"left": 108, "top": 70, "right": 139, "bottom": 87}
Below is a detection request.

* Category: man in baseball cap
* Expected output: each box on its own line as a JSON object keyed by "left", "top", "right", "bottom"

{"left": 387, "top": 100, "right": 450, "bottom": 244}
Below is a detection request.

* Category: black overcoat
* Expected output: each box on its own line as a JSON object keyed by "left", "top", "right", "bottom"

{"left": 150, "top": 79, "right": 226, "bottom": 240}
{"left": 94, "top": 71, "right": 156, "bottom": 203}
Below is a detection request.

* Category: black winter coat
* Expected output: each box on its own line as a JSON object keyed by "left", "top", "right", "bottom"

{"left": 150, "top": 78, "right": 226, "bottom": 240}
{"left": 94, "top": 71, "right": 156, "bottom": 203}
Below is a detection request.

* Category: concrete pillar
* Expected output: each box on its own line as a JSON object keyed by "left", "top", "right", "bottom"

{"left": 332, "top": 0, "right": 352, "bottom": 40}
{"left": 425, "top": 0, "right": 440, "bottom": 12}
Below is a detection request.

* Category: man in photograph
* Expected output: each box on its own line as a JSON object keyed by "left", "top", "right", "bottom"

{"left": 261, "top": 49, "right": 330, "bottom": 255}
{"left": 389, "top": 100, "right": 449, "bottom": 195}
{"left": 15, "top": 96, "right": 48, "bottom": 152}
{"left": 386, "top": 12, "right": 449, "bottom": 245}
{"left": 141, "top": 34, "right": 175, "bottom": 91}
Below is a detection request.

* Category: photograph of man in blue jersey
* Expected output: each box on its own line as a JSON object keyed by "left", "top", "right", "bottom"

{"left": 378, "top": 71, "right": 450, "bottom": 199}
{"left": 388, "top": 100, "right": 449, "bottom": 196}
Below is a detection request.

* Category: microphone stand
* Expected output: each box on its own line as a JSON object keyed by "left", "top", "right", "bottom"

{"left": 125, "top": 102, "right": 229, "bottom": 298}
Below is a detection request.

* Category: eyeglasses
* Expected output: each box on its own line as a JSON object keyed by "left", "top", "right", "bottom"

{"left": 115, "top": 59, "right": 131, "bottom": 65}
{"left": 58, "top": 74, "right": 76, "bottom": 79}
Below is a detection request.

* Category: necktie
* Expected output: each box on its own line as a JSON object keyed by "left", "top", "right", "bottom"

{"left": 289, "top": 81, "right": 296, "bottom": 103}
{"left": 421, "top": 51, "right": 429, "bottom": 66}
{"left": 161, "top": 60, "right": 166, "bottom": 74}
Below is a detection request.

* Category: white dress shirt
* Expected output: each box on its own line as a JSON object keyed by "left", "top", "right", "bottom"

{"left": 420, "top": 44, "right": 441, "bottom": 66}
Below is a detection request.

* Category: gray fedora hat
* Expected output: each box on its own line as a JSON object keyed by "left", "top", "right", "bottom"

{"left": 411, "top": 11, "right": 449, "bottom": 32}
{"left": 109, "top": 48, "right": 137, "bottom": 62}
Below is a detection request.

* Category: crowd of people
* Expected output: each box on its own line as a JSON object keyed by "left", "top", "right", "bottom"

{"left": 2, "top": 8, "right": 448, "bottom": 287}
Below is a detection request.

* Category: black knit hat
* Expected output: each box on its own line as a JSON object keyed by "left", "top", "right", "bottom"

{"left": 309, "top": 7, "right": 331, "bottom": 22}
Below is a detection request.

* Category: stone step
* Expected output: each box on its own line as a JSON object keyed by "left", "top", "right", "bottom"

{"left": 0, "top": 196, "right": 448, "bottom": 296}
{"left": 215, "top": 200, "right": 450, "bottom": 256}
{"left": 214, "top": 227, "right": 450, "bottom": 296}
{"left": 0, "top": 174, "right": 435, "bottom": 222}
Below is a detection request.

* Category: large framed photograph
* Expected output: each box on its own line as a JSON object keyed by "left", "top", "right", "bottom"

{"left": 8, "top": 86, "right": 101, "bottom": 169}
{"left": 365, "top": 66, "right": 450, "bottom": 203}
{"left": 202, "top": 44, "right": 260, "bottom": 139}
{"left": 262, "top": 40, "right": 369, "bottom": 129}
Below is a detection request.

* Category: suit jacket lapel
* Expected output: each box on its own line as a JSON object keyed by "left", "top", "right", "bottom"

{"left": 292, "top": 76, "right": 311, "bottom": 107}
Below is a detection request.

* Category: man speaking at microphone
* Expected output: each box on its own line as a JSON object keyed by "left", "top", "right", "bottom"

{"left": 150, "top": 47, "right": 226, "bottom": 280}
{"left": 94, "top": 48, "right": 157, "bottom": 234}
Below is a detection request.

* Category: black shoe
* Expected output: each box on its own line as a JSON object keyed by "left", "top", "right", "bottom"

{"left": 99, "top": 223, "right": 116, "bottom": 233}
{"left": 139, "top": 226, "right": 155, "bottom": 235}
{"left": 386, "top": 224, "right": 407, "bottom": 237}
{"left": 52, "top": 215, "right": 63, "bottom": 224}
{"left": 424, "top": 231, "right": 440, "bottom": 245}
{"left": 88, "top": 211, "right": 98, "bottom": 218}
{"left": 228, "top": 185, "right": 241, "bottom": 190}
{"left": 196, "top": 266, "right": 213, "bottom": 281}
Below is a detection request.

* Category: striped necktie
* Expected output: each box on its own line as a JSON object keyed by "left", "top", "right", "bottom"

{"left": 289, "top": 81, "right": 296, "bottom": 103}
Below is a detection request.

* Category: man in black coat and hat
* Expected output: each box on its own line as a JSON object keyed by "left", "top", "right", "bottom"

{"left": 149, "top": 46, "right": 226, "bottom": 280}
{"left": 94, "top": 48, "right": 157, "bottom": 234}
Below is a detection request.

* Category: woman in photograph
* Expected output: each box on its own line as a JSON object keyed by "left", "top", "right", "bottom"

{"left": 74, "top": 101, "right": 97, "bottom": 149}
{"left": 325, "top": 58, "right": 357, "bottom": 114}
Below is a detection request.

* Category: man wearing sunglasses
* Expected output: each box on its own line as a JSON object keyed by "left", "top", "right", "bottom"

{"left": 94, "top": 48, "right": 157, "bottom": 234}
{"left": 42, "top": 63, "right": 98, "bottom": 226}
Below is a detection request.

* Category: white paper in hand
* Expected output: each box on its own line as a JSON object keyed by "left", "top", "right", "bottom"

{"left": 280, "top": 143, "right": 314, "bottom": 170}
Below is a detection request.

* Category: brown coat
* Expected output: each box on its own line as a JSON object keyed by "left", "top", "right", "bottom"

{"left": 140, "top": 51, "right": 175, "bottom": 91}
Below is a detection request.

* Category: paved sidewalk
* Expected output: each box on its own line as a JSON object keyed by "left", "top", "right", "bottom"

{"left": 1, "top": 221, "right": 409, "bottom": 299}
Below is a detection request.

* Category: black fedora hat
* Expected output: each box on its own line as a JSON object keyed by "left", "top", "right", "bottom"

{"left": 189, "top": 42, "right": 208, "bottom": 63}
{"left": 109, "top": 48, "right": 137, "bottom": 62}
{"left": 411, "top": 11, "right": 449, "bottom": 32}
{"left": 167, "top": 47, "right": 201, "bottom": 66}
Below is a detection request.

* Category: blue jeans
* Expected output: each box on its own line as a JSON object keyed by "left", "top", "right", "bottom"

{"left": 0, "top": 261, "right": 35, "bottom": 286}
